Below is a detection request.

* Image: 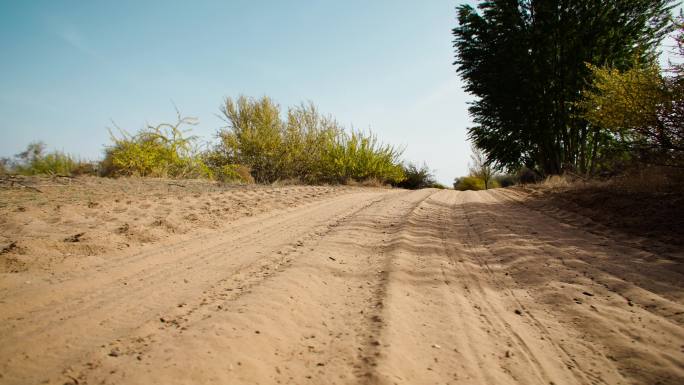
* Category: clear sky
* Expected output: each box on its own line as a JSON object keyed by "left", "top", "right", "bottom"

{"left": 0, "top": 0, "right": 475, "bottom": 184}
{"left": 1, "top": 1, "right": 679, "bottom": 185}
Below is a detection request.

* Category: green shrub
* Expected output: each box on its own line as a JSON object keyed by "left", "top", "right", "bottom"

{"left": 217, "top": 96, "right": 285, "bottom": 183}
{"left": 10, "top": 142, "right": 96, "bottom": 176}
{"left": 216, "top": 95, "right": 405, "bottom": 185}
{"left": 102, "top": 115, "right": 210, "bottom": 178}
{"left": 282, "top": 102, "right": 341, "bottom": 183}
{"left": 454, "top": 176, "right": 486, "bottom": 191}
{"left": 320, "top": 130, "right": 405, "bottom": 184}
{"left": 397, "top": 163, "right": 437, "bottom": 189}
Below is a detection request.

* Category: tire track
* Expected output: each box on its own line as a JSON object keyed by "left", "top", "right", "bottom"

{"left": 456, "top": 189, "right": 684, "bottom": 384}
{"left": 451, "top": 191, "right": 599, "bottom": 384}
{"left": 3, "top": 187, "right": 682, "bottom": 385}
{"left": 0, "top": 190, "right": 395, "bottom": 385}
{"left": 350, "top": 189, "right": 437, "bottom": 383}
{"left": 64, "top": 190, "right": 403, "bottom": 385}
{"left": 67, "top": 189, "right": 433, "bottom": 385}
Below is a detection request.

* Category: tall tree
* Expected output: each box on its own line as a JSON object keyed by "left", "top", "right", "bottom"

{"left": 453, "top": 0, "right": 675, "bottom": 175}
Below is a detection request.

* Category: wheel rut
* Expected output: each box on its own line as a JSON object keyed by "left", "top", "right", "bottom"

{"left": 2, "top": 188, "right": 683, "bottom": 385}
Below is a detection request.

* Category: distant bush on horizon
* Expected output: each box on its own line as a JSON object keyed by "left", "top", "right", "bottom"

{"left": 454, "top": 176, "right": 486, "bottom": 191}
{"left": 3, "top": 142, "right": 97, "bottom": 177}
{"left": 397, "top": 162, "right": 440, "bottom": 189}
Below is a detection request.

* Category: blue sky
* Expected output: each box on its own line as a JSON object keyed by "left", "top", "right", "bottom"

{"left": 0, "top": 0, "right": 473, "bottom": 184}
{"left": 1, "top": 1, "right": 679, "bottom": 184}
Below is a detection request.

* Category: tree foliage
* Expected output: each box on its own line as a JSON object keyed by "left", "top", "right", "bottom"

{"left": 453, "top": 0, "right": 676, "bottom": 175}
{"left": 578, "top": 63, "right": 683, "bottom": 165}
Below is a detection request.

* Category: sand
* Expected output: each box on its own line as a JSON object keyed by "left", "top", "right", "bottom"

{"left": 0, "top": 178, "right": 682, "bottom": 384}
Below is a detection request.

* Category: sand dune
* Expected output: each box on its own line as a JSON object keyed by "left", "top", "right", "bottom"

{"left": 0, "top": 179, "right": 682, "bottom": 384}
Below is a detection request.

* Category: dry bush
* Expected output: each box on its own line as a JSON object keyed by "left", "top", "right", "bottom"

{"left": 540, "top": 175, "right": 572, "bottom": 189}
{"left": 607, "top": 166, "right": 683, "bottom": 193}
{"left": 526, "top": 166, "right": 683, "bottom": 248}
{"left": 344, "top": 177, "right": 386, "bottom": 187}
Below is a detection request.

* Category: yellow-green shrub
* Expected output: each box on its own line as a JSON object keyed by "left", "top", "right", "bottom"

{"left": 210, "top": 164, "right": 254, "bottom": 183}
{"left": 215, "top": 95, "right": 405, "bottom": 185}
{"left": 102, "top": 116, "right": 210, "bottom": 178}
{"left": 454, "top": 176, "right": 486, "bottom": 190}
{"left": 10, "top": 142, "right": 96, "bottom": 176}
{"left": 320, "top": 130, "right": 405, "bottom": 184}
{"left": 218, "top": 96, "right": 285, "bottom": 183}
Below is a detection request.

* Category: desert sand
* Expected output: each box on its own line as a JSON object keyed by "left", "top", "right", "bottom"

{"left": 1, "top": 178, "right": 683, "bottom": 384}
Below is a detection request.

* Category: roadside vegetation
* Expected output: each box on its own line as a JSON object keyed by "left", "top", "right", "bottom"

{"left": 208, "top": 96, "right": 405, "bottom": 184}
{"left": 396, "top": 162, "right": 446, "bottom": 189}
{"left": 101, "top": 112, "right": 211, "bottom": 179}
{"left": 454, "top": 146, "right": 519, "bottom": 191}
{"left": 1, "top": 142, "right": 96, "bottom": 177}
{"left": 2, "top": 96, "right": 416, "bottom": 187}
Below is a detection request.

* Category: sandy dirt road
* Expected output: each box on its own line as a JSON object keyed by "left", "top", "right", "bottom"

{"left": 1, "top": 188, "right": 683, "bottom": 385}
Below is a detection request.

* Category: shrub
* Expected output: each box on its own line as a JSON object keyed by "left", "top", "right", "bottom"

{"left": 282, "top": 102, "right": 342, "bottom": 183}
{"left": 216, "top": 95, "right": 405, "bottom": 185}
{"left": 211, "top": 163, "right": 254, "bottom": 184}
{"left": 541, "top": 175, "right": 571, "bottom": 189}
{"left": 102, "top": 114, "right": 210, "bottom": 178}
{"left": 397, "top": 162, "right": 437, "bottom": 189}
{"left": 320, "top": 130, "right": 405, "bottom": 184}
{"left": 454, "top": 176, "right": 486, "bottom": 191}
{"left": 218, "top": 96, "right": 285, "bottom": 183}
{"left": 9, "top": 142, "right": 96, "bottom": 176}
